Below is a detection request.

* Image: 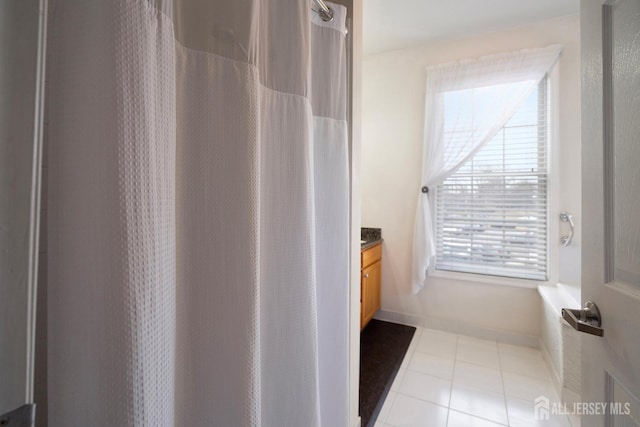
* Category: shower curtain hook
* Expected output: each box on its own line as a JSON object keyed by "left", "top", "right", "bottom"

{"left": 312, "top": 0, "right": 334, "bottom": 22}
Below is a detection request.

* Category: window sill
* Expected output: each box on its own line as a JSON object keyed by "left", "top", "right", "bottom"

{"left": 428, "top": 268, "right": 545, "bottom": 290}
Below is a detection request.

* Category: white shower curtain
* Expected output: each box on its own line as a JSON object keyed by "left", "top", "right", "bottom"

{"left": 46, "top": 0, "right": 349, "bottom": 425}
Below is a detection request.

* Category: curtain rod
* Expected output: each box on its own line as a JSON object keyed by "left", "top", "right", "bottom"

{"left": 312, "top": 0, "right": 334, "bottom": 22}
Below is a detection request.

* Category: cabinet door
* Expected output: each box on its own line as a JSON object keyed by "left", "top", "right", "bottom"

{"left": 361, "top": 260, "right": 381, "bottom": 328}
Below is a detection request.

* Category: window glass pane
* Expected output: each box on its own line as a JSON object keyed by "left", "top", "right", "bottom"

{"left": 435, "top": 79, "right": 548, "bottom": 281}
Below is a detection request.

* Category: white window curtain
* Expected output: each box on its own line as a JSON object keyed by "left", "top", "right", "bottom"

{"left": 46, "top": 0, "right": 349, "bottom": 426}
{"left": 411, "top": 45, "right": 563, "bottom": 293}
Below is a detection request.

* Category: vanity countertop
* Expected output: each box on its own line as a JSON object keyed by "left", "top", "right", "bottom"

{"left": 361, "top": 227, "right": 382, "bottom": 250}
{"left": 361, "top": 239, "right": 382, "bottom": 251}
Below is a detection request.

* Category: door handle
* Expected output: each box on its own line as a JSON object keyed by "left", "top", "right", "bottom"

{"left": 562, "top": 301, "right": 604, "bottom": 337}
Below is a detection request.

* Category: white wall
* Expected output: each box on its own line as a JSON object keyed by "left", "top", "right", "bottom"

{"left": 362, "top": 14, "right": 581, "bottom": 340}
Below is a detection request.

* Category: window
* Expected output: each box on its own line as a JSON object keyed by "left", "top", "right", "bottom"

{"left": 435, "top": 78, "right": 548, "bottom": 281}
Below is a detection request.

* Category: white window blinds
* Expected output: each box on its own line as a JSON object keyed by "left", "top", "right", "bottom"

{"left": 435, "top": 78, "right": 548, "bottom": 281}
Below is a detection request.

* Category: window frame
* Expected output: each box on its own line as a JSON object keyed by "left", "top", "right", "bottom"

{"left": 428, "top": 68, "right": 560, "bottom": 289}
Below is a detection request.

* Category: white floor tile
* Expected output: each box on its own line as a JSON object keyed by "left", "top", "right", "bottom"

{"left": 453, "top": 361, "right": 504, "bottom": 394}
{"left": 415, "top": 329, "right": 458, "bottom": 359}
{"left": 398, "top": 370, "right": 452, "bottom": 407}
{"left": 408, "top": 352, "right": 455, "bottom": 380}
{"left": 499, "top": 348, "right": 551, "bottom": 380}
{"left": 400, "top": 349, "right": 415, "bottom": 370}
{"left": 373, "top": 330, "right": 578, "bottom": 427}
{"left": 447, "top": 409, "right": 508, "bottom": 426}
{"left": 391, "top": 369, "right": 407, "bottom": 392}
{"left": 386, "top": 394, "right": 448, "bottom": 427}
{"left": 458, "top": 335, "right": 498, "bottom": 351}
{"left": 406, "top": 335, "right": 419, "bottom": 354}
{"left": 407, "top": 327, "right": 422, "bottom": 345}
{"left": 401, "top": 339, "right": 417, "bottom": 370}
{"left": 456, "top": 336, "right": 500, "bottom": 370}
{"left": 503, "top": 371, "right": 558, "bottom": 402}
{"left": 506, "top": 397, "right": 572, "bottom": 427}
{"left": 449, "top": 384, "right": 509, "bottom": 425}
{"left": 498, "top": 343, "right": 541, "bottom": 359}
{"left": 376, "top": 391, "right": 397, "bottom": 424}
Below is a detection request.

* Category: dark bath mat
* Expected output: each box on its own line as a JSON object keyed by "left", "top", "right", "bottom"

{"left": 359, "top": 319, "right": 416, "bottom": 427}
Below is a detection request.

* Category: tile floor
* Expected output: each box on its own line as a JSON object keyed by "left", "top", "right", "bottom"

{"left": 373, "top": 327, "right": 578, "bottom": 427}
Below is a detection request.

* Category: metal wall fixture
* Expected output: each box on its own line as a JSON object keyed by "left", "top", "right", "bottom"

{"left": 560, "top": 211, "right": 574, "bottom": 246}
{"left": 312, "top": 0, "right": 334, "bottom": 22}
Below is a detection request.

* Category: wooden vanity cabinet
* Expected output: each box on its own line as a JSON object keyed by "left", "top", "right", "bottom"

{"left": 360, "top": 242, "right": 382, "bottom": 329}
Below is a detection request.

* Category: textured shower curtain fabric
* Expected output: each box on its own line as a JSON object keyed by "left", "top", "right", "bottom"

{"left": 46, "top": 0, "right": 349, "bottom": 426}
{"left": 411, "top": 45, "right": 563, "bottom": 293}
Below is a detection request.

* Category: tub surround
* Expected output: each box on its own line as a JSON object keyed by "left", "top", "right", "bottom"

{"left": 538, "top": 285, "right": 582, "bottom": 406}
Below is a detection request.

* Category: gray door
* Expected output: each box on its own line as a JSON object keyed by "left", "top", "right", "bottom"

{"left": 0, "top": 0, "right": 47, "bottom": 423}
{"left": 581, "top": 0, "right": 640, "bottom": 426}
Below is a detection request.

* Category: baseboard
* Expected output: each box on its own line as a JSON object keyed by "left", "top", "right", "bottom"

{"left": 352, "top": 416, "right": 361, "bottom": 427}
{"left": 373, "top": 309, "right": 423, "bottom": 328}
{"left": 374, "top": 309, "right": 539, "bottom": 348}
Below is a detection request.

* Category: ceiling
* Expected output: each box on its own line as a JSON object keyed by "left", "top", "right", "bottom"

{"left": 363, "top": 0, "right": 580, "bottom": 55}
